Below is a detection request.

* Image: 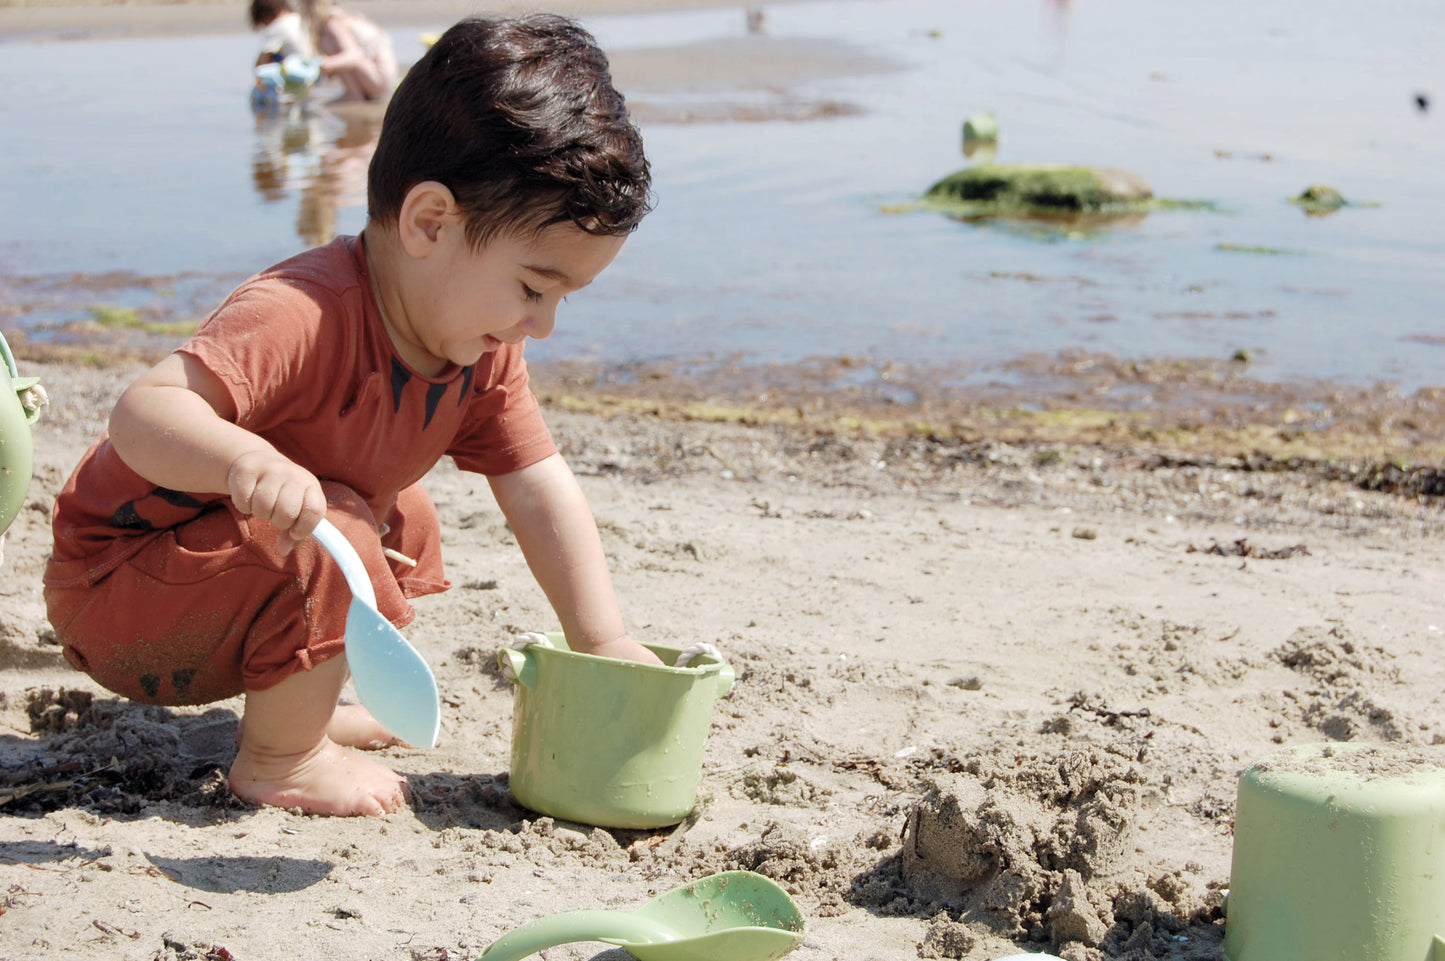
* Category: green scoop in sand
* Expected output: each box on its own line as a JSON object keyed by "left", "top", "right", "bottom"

{"left": 476, "top": 871, "right": 805, "bottom": 961}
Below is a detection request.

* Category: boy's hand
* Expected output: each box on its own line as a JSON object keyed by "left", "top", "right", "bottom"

{"left": 583, "top": 634, "right": 665, "bottom": 667}
{"left": 227, "top": 449, "right": 328, "bottom": 554}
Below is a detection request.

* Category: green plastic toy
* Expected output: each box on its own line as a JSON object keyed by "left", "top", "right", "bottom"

{"left": 498, "top": 631, "right": 734, "bottom": 829}
{"left": 0, "top": 331, "right": 44, "bottom": 540}
{"left": 476, "top": 871, "right": 805, "bottom": 961}
{"left": 1225, "top": 742, "right": 1445, "bottom": 961}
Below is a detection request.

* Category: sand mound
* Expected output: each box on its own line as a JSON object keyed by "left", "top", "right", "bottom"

{"left": 894, "top": 747, "right": 1222, "bottom": 959}
{"left": 1271, "top": 626, "right": 1430, "bottom": 744}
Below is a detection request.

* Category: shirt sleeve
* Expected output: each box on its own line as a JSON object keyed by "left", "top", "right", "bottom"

{"left": 176, "top": 278, "right": 334, "bottom": 435}
{"left": 447, "top": 344, "right": 558, "bottom": 476}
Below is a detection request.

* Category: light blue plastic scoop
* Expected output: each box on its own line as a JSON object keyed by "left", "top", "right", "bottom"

{"left": 311, "top": 519, "right": 440, "bottom": 749}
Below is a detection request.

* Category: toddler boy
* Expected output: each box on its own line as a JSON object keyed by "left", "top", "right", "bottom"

{"left": 45, "top": 15, "right": 657, "bottom": 817}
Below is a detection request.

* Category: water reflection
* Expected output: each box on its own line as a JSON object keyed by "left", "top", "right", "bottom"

{"left": 250, "top": 101, "right": 381, "bottom": 246}
{"left": 1043, "top": 0, "right": 1071, "bottom": 69}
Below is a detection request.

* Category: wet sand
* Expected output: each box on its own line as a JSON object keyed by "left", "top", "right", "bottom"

{"left": 2, "top": 2, "right": 1444, "bottom": 960}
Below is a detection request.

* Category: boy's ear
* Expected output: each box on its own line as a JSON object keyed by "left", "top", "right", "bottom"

{"left": 397, "top": 181, "right": 458, "bottom": 258}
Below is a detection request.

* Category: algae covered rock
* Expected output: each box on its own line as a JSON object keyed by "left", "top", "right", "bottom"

{"left": 1291, "top": 184, "right": 1347, "bottom": 216}
{"left": 925, "top": 164, "right": 1154, "bottom": 215}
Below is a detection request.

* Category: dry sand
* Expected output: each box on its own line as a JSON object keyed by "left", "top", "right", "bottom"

{"left": 4, "top": 3, "right": 1445, "bottom": 959}
{"left": 2, "top": 356, "right": 1444, "bottom": 961}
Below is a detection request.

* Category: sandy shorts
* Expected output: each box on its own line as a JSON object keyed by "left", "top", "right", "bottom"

{"left": 43, "top": 482, "right": 448, "bottom": 705}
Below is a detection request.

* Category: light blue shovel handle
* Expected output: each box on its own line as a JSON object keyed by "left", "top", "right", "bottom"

{"left": 311, "top": 518, "right": 376, "bottom": 607}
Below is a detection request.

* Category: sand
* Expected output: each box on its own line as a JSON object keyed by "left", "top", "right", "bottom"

{"left": 2, "top": 356, "right": 1443, "bottom": 961}
{"left": 4, "top": 3, "right": 1445, "bottom": 959}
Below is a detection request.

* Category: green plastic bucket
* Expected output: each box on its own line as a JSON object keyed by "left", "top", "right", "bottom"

{"left": 498, "top": 632, "right": 734, "bottom": 829}
{"left": 1224, "top": 742, "right": 1445, "bottom": 961}
{"left": 0, "top": 336, "right": 43, "bottom": 537}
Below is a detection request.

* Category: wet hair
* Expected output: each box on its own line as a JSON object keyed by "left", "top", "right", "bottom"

{"left": 249, "top": 0, "right": 293, "bottom": 29}
{"left": 366, "top": 15, "right": 652, "bottom": 246}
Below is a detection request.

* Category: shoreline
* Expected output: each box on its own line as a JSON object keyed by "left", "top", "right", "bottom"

{"left": 8, "top": 319, "right": 1445, "bottom": 490}
{"left": 0, "top": 0, "right": 788, "bottom": 41}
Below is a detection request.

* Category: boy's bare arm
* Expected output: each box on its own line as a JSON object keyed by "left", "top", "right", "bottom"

{"left": 488, "top": 454, "right": 662, "bottom": 665}
{"left": 108, "top": 352, "right": 328, "bottom": 549}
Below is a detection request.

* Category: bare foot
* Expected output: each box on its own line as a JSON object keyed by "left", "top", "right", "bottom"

{"left": 328, "top": 702, "right": 405, "bottom": 749}
{"left": 229, "top": 737, "right": 409, "bottom": 817}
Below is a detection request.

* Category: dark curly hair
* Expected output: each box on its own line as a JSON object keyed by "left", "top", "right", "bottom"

{"left": 367, "top": 14, "right": 652, "bottom": 246}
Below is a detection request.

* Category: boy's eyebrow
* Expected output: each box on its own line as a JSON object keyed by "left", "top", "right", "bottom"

{"left": 522, "top": 264, "right": 588, "bottom": 289}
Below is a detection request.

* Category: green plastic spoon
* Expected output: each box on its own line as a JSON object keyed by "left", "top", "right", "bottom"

{"left": 476, "top": 871, "right": 805, "bottom": 961}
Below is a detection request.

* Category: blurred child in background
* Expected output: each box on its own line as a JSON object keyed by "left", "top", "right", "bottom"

{"left": 301, "top": 0, "right": 398, "bottom": 101}
{"left": 250, "top": 0, "right": 314, "bottom": 65}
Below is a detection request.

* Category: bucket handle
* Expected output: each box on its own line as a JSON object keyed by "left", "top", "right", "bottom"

{"left": 715, "top": 661, "right": 735, "bottom": 697}
{"left": 674, "top": 642, "right": 735, "bottom": 696}
{"left": 498, "top": 632, "right": 556, "bottom": 688}
{"left": 0, "top": 332, "right": 45, "bottom": 427}
{"left": 498, "top": 647, "right": 538, "bottom": 689}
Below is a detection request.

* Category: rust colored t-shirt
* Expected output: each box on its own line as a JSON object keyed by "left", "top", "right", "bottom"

{"left": 49, "top": 234, "right": 558, "bottom": 582}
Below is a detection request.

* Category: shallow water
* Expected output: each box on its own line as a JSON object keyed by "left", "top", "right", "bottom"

{"left": 1, "top": 0, "right": 1441, "bottom": 390}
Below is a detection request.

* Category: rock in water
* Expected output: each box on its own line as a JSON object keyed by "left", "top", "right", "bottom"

{"left": 925, "top": 165, "right": 1153, "bottom": 214}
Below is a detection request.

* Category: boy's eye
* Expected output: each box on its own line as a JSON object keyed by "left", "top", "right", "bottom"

{"left": 521, "top": 283, "right": 543, "bottom": 302}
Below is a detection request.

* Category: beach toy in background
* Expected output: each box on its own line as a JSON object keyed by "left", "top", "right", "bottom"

{"left": 962, "top": 111, "right": 999, "bottom": 160}
{"left": 418, "top": 32, "right": 440, "bottom": 48}
{"left": 498, "top": 631, "right": 734, "bottom": 828}
{"left": 278, "top": 55, "right": 322, "bottom": 95}
{"left": 1223, "top": 741, "right": 1445, "bottom": 961}
{"left": 963, "top": 111, "right": 998, "bottom": 144}
{"left": 476, "top": 870, "right": 805, "bottom": 961}
{"left": 0, "top": 330, "right": 46, "bottom": 560}
{"left": 251, "top": 55, "right": 322, "bottom": 109}
{"left": 311, "top": 518, "right": 441, "bottom": 749}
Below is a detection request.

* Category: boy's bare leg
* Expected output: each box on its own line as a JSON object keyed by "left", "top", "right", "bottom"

{"left": 328, "top": 702, "right": 404, "bottom": 749}
{"left": 234, "top": 702, "right": 402, "bottom": 750}
{"left": 230, "top": 655, "right": 409, "bottom": 816}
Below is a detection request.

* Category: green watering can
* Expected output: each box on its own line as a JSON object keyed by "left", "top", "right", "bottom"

{"left": 0, "top": 332, "right": 44, "bottom": 538}
{"left": 476, "top": 871, "right": 805, "bottom": 961}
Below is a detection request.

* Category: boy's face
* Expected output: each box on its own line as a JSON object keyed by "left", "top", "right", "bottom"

{"left": 401, "top": 220, "right": 626, "bottom": 373}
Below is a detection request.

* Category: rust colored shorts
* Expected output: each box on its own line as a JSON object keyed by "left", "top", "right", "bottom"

{"left": 43, "top": 482, "right": 448, "bottom": 705}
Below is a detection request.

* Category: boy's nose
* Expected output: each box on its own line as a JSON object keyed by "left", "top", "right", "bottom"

{"left": 523, "top": 309, "right": 556, "bottom": 341}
